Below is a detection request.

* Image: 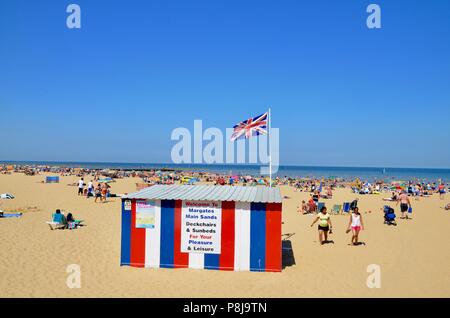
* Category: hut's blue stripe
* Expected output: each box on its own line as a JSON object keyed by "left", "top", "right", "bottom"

{"left": 204, "top": 254, "right": 220, "bottom": 270}
{"left": 160, "top": 200, "right": 175, "bottom": 268}
{"left": 120, "top": 199, "right": 131, "bottom": 265}
{"left": 250, "top": 202, "right": 266, "bottom": 272}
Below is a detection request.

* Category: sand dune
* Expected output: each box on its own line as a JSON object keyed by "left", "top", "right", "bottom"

{"left": 1, "top": 173, "right": 449, "bottom": 297}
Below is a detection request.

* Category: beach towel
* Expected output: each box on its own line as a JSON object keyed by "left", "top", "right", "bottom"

{"left": 0, "top": 193, "right": 15, "bottom": 199}
{"left": 0, "top": 213, "right": 22, "bottom": 218}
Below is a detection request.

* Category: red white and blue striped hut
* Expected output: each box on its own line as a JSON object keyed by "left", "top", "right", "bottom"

{"left": 121, "top": 184, "right": 283, "bottom": 272}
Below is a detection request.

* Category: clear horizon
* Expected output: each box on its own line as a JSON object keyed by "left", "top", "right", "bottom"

{"left": 1, "top": 0, "right": 449, "bottom": 168}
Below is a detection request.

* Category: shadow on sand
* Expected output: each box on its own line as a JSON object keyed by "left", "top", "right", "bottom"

{"left": 282, "top": 233, "right": 296, "bottom": 269}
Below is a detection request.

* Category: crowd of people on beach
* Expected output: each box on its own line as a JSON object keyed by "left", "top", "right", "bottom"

{"left": 295, "top": 178, "right": 448, "bottom": 247}
{"left": 1, "top": 164, "right": 449, "bottom": 241}
{"left": 76, "top": 178, "right": 111, "bottom": 203}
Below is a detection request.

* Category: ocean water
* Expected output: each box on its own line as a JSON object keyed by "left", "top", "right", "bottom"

{"left": 1, "top": 161, "right": 449, "bottom": 183}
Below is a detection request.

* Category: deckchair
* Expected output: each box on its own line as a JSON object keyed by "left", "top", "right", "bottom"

{"left": 332, "top": 204, "right": 342, "bottom": 215}
{"left": 46, "top": 213, "right": 67, "bottom": 230}
{"left": 317, "top": 202, "right": 325, "bottom": 212}
{"left": 343, "top": 202, "right": 351, "bottom": 213}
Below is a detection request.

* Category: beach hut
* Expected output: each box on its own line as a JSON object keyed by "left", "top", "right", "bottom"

{"left": 120, "top": 185, "right": 283, "bottom": 272}
{"left": 45, "top": 176, "right": 59, "bottom": 183}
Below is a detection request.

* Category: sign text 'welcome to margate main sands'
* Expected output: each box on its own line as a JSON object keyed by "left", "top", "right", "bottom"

{"left": 181, "top": 201, "right": 222, "bottom": 254}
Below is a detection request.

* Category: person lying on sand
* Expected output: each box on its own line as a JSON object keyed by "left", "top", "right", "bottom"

{"left": 383, "top": 192, "right": 398, "bottom": 201}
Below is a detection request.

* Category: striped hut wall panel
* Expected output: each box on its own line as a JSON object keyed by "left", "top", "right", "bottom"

{"left": 250, "top": 202, "right": 266, "bottom": 272}
{"left": 173, "top": 200, "right": 189, "bottom": 268}
{"left": 130, "top": 199, "right": 146, "bottom": 267}
{"left": 234, "top": 202, "right": 251, "bottom": 271}
{"left": 204, "top": 200, "right": 235, "bottom": 270}
{"left": 120, "top": 199, "right": 131, "bottom": 266}
{"left": 144, "top": 200, "right": 161, "bottom": 268}
{"left": 265, "top": 203, "right": 282, "bottom": 272}
{"left": 219, "top": 200, "right": 235, "bottom": 270}
{"left": 160, "top": 200, "right": 175, "bottom": 268}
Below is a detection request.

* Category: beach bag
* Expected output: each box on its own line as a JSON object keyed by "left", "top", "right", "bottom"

{"left": 408, "top": 207, "right": 413, "bottom": 214}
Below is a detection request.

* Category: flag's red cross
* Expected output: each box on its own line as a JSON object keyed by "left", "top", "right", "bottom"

{"left": 231, "top": 112, "right": 268, "bottom": 141}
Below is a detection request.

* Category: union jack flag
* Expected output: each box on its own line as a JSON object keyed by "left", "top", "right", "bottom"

{"left": 230, "top": 112, "right": 268, "bottom": 141}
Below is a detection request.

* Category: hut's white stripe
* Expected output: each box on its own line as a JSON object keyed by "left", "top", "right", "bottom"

{"left": 234, "top": 202, "right": 251, "bottom": 271}
{"left": 145, "top": 200, "right": 161, "bottom": 268}
{"left": 188, "top": 253, "right": 205, "bottom": 269}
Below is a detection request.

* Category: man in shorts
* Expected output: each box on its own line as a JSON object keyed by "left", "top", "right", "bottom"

{"left": 94, "top": 184, "right": 102, "bottom": 203}
{"left": 397, "top": 190, "right": 411, "bottom": 219}
{"left": 438, "top": 183, "right": 446, "bottom": 200}
{"left": 77, "top": 178, "right": 84, "bottom": 196}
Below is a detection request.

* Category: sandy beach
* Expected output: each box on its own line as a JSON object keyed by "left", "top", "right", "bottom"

{"left": 0, "top": 172, "right": 449, "bottom": 298}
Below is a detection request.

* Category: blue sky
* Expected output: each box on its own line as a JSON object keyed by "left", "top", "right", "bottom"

{"left": 1, "top": 0, "right": 449, "bottom": 168}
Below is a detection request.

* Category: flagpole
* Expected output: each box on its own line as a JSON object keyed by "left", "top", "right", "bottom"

{"left": 268, "top": 107, "right": 272, "bottom": 187}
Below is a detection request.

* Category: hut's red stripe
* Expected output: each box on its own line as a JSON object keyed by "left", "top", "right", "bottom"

{"left": 173, "top": 200, "right": 189, "bottom": 268}
{"left": 130, "top": 199, "right": 146, "bottom": 267}
{"left": 219, "top": 201, "right": 235, "bottom": 270}
{"left": 265, "top": 203, "right": 282, "bottom": 272}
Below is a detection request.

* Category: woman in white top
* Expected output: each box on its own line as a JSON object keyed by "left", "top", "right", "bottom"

{"left": 346, "top": 207, "right": 364, "bottom": 246}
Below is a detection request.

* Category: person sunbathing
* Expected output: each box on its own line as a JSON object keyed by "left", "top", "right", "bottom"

{"left": 326, "top": 187, "right": 333, "bottom": 198}
{"left": 297, "top": 200, "right": 309, "bottom": 214}
{"left": 383, "top": 192, "right": 398, "bottom": 201}
{"left": 66, "top": 212, "right": 77, "bottom": 229}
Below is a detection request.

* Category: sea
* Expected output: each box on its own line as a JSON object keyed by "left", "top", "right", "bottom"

{"left": 1, "top": 161, "right": 449, "bottom": 183}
